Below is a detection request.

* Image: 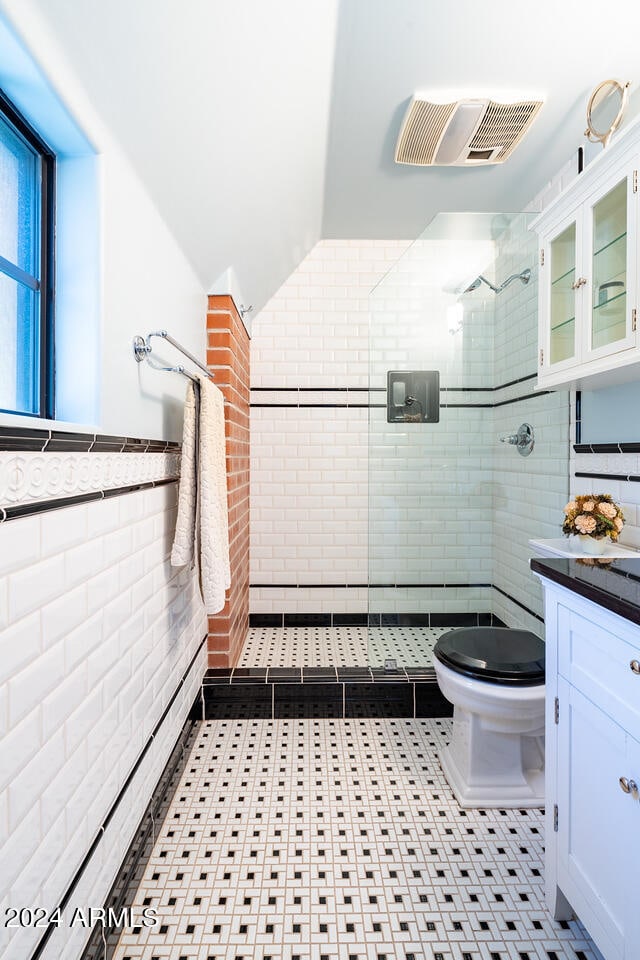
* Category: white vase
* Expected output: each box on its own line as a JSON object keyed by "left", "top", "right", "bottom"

{"left": 577, "top": 534, "right": 609, "bottom": 556}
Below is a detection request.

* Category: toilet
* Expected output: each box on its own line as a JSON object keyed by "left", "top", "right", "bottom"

{"left": 433, "top": 627, "right": 545, "bottom": 809}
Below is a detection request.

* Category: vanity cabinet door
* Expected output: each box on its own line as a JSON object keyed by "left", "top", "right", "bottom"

{"left": 556, "top": 677, "right": 632, "bottom": 960}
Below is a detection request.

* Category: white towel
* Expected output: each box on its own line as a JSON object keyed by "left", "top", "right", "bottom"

{"left": 171, "top": 374, "right": 231, "bottom": 614}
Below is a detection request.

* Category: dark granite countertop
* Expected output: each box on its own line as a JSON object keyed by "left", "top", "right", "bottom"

{"left": 530, "top": 557, "right": 640, "bottom": 627}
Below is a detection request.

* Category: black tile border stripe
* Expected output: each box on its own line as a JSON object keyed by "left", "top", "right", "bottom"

{"left": 247, "top": 589, "right": 539, "bottom": 627}
{"left": 250, "top": 373, "right": 538, "bottom": 395}
{"left": 30, "top": 633, "right": 208, "bottom": 960}
{"left": 574, "top": 443, "right": 640, "bottom": 453}
{"left": 492, "top": 584, "right": 544, "bottom": 623}
{"left": 0, "top": 424, "right": 181, "bottom": 453}
{"left": 249, "top": 374, "right": 549, "bottom": 411}
{"left": 250, "top": 582, "right": 492, "bottom": 590}
{"left": 575, "top": 471, "right": 640, "bottom": 483}
{"left": 1, "top": 477, "right": 178, "bottom": 522}
{"left": 251, "top": 397, "right": 549, "bottom": 410}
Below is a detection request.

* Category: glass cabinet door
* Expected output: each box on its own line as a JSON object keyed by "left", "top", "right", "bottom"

{"left": 590, "top": 177, "right": 628, "bottom": 353}
{"left": 549, "top": 221, "right": 577, "bottom": 366}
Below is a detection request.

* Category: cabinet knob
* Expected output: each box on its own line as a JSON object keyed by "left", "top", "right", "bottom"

{"left": 571, "top": 277, "right": 588, "bottom": 289}
{"left": 619, "top": 776, "right": 638, "bottom": 794}
{"left": 630, "top": 660, "right": 640, "bottom": 674}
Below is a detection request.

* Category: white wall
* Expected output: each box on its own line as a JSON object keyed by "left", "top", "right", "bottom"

{"left": 0, "top": 0, "right": 206, "bottom": 442}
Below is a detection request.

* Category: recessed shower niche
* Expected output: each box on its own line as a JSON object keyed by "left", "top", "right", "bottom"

{"left": 387, "top": 370, "right": 440, "bottom": 423}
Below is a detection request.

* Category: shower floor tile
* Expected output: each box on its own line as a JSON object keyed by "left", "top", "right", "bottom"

{"left": 239, "top": 626, "right": 448, "bottom": 668}
{"left": 111, "top": 718, "right": 599, "bottom": 960}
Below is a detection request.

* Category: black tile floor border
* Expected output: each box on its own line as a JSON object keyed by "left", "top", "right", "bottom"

{"left": 202, "top": 675, "right": 453, "bottom": 720}
{"left": 249, "top": 611, "right": 507, "bottom": 628}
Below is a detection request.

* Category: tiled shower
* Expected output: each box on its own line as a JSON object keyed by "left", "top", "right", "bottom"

{"left": 250, "top": 213, "right": 570, "bottom": 661}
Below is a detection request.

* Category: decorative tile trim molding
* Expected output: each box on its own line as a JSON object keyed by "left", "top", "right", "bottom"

{"left": 1, "top": 477, "right": 178, "bottom": 522}
{"left": 0, "top": 424, "right": 181, "bottom": 453}
{"left": 574, "top": 443, "right": 640, "bottom": 454}
{"left": 0, "top": 450, "right": 180, "bottom": 507}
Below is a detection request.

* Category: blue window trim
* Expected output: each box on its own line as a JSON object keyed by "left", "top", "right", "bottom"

{"left": 0, "top": 86, "right": 55, "bottom": 420}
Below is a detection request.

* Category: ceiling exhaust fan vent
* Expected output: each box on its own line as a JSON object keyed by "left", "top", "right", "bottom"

{"left": 394, "top": 95, "right": 543, "bottom": 166}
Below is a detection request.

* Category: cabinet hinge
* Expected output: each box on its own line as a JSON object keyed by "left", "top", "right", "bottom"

{"left": 553, "top": 804, "right": 558, "bottom": 832}
{"left": 554, "top": 696, "right": 559, "bottom": 724}
{"left": 634, "top": 170, "right": 638, "bottom": 194}
{"left": 633, "top": 308, "right": 637, "bottom": 333}
{"left": 539, "top": 348, "right": 544, "bottom": 367}
{"left": 540, "top": 248, "right": 545, "bottom": 267}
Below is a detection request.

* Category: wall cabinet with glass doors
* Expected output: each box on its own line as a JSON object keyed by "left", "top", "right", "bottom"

{"left": 532, "top": 122, "right": 640, "bottom": 390}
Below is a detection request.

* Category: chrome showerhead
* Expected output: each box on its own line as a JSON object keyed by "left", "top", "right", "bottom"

{"left": 464, "top": 267, "right": 531, "bottom": 295}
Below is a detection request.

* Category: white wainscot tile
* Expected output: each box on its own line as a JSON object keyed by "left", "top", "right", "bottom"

{"left": 41, "top": 583, "right": 88, "bottom": 648}
{"left": 8, "top": 728, "right": 65, "bottom": 832}
{"left": 8, "top": 641, "right": 65, "bottom": 728}
{"left": 64, "top": 686, "right": 103, "bottom": 757}
{"left": 0, "top": 708, "right": 41, "bottom": 794}
{"left": 0, "top": 610, "right": 41, "bottom": 685}
{"left": 11, "top": 807, "right": 66, "bottom": 913}
{"left": 86, "top": 495, "right": 120, "bottom": 539}
{"left": 1, "top": 806, "right": 41, "bottom": 903}
{"left": 64, "top": 537, "right": 105, "bottom": 590}
{"left": 7, "top": 554, "right": 66, "bottom": 624}
{"left": 41, "top": 663, "right": 88, "bottom": 742}
{"left": 40, "top": 504, "right": 88, "bottom": 557}
{"left": 0, "top": 516, "right": 41, "bottom": 577}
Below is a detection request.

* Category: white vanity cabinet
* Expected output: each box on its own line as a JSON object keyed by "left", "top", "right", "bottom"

{"left": 532, "top": 120, "right": 640, "bottom": 391}
{"left": 538, "top": 577, "right": 640, "bottom": 960}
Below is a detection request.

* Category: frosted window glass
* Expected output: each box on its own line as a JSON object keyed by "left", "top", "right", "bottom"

{"left": 0, "top": 112, "right": 39, "bottom": 276}
{"left": 0, "top": 272, "right": 39, "bottom": 414}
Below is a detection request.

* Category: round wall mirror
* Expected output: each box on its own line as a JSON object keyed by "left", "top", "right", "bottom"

{"left": 585, "top": 79, "right": 630, "bottom": 148}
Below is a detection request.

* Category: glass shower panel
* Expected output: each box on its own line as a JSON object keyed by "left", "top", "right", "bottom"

{"left": 367, "top": 212, "right": 545, "bottom": 669}
{"left": 367, "top": 214, "right": 502, "bottom": 668}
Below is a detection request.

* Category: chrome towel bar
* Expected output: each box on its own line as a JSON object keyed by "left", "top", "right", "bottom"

{"left": 133, "top": 330, "right": 213, "bottom": 382}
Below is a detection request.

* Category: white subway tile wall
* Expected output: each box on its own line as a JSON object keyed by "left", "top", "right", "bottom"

{"left": 491, "top": 213, "right": 570, "bottom": 630}
{"left": 0, "top": 483, "right": 207, "bottom": 960}
{"left": 570, "top": 405, "right": 640, "bottom": 551}
{"left": 251, "top": 241, "right": 409, "bottom": 614}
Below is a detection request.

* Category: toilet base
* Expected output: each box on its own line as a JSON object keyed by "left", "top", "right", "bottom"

{"left": 438, "top": 704, "right": 545, "bottom": 809}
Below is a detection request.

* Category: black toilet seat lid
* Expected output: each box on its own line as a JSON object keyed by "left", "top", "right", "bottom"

{"left": 434, "top": 627, "right": 545, "bottom": 686}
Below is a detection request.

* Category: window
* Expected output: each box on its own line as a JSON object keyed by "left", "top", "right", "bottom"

{"left": 0, "top": 88, "right": 54, "bottom": 418}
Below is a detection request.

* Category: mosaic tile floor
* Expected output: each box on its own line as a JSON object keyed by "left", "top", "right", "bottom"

{"left": 112, "top": 718, "right": 599, "bottom": 960}
{"left": 239, "top": 627, "right": 447, "bottom": 668}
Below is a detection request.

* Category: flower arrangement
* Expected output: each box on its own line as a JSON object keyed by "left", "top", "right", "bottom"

{"left": 562, "top": 494, "right": 625, "bottom": 541}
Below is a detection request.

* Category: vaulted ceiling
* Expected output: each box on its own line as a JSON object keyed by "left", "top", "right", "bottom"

{"left": 14, "top": 0, "right": 640, "bottom": 311}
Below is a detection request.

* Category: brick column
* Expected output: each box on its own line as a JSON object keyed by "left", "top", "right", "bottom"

{"left": 206, "top": 295, "right": 250, "bottom": 667}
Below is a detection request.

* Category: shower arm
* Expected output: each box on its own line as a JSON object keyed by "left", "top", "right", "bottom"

{"left": 467, "top": 268, "right": 531, "bottom": 294}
